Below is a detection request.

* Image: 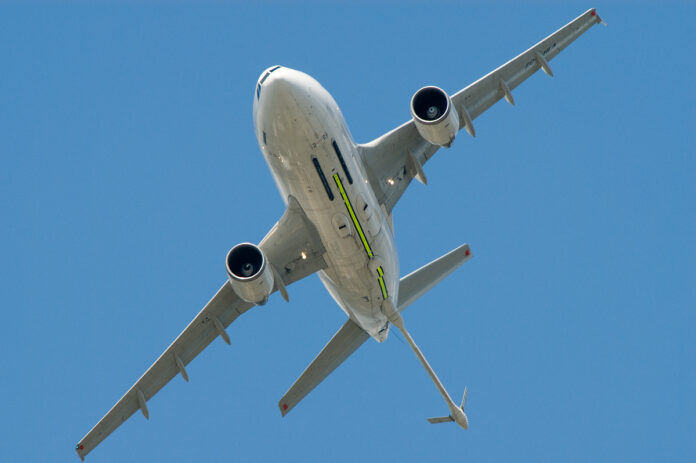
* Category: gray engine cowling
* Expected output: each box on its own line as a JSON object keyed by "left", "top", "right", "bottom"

{"left": 410, "top": 86, "right": 459, "bottom": 147}
{"left": 226, "top": 243, "right": 274, "bottom": 305}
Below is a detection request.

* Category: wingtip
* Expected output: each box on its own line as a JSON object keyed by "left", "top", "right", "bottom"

{"left": 279, "top": 402, "right": 290, "bottom": 416}
{"left": 590, "top": 8, "right": 607, "bottom": 26}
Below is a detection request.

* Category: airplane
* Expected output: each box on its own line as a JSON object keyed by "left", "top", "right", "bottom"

{"left": 76, "top": 8, "right": 604, "bottom": 460}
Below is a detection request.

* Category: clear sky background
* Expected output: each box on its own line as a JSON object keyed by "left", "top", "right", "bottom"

{"left": 1, "top": 2, "right": 694, "bottom": 462}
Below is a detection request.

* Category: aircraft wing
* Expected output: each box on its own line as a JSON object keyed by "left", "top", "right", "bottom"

{"left": 76, "top": 195, "right": 326, "bottom": 460}
{"left": 359, "top": 8, "right": 603, "bottom": 214}
{"left": 278, "top": 318, "right": 369, "bottom": 416}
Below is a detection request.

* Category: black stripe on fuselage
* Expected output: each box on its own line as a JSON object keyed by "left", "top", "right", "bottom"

{"left": 332, "top": 140, "right": 353, "bottom": 184}
{"left": 312, "top": 157, "right": 334, "bottom": 201}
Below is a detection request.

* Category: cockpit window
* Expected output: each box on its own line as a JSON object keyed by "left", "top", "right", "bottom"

{"left": 256, "top": 66, "right": 282, "bottom": 101}
{"left": 257, "top": 73, "right": 269, "bottom": 100}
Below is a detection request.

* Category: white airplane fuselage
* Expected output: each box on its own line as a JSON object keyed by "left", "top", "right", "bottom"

{"left": 253, "top": 66, "right": 398, "bottom": 341}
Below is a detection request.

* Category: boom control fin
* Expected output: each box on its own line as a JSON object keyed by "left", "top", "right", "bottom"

{"left": 427, "top": 387, "right": 468, "bottom": 427}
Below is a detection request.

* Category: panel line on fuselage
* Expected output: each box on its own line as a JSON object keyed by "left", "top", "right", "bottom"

{"left": 332, "top": 173, "right": 388, "bottom": 300}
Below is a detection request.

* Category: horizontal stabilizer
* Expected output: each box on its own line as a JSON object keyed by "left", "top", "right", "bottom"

{"left": 427, "top": 415, "right": 454, "bottom": 424}
{"left": 278, "top": 318, "right": 369, "bottom": 416}
{"left": 398, "top": 243, "right": 472, "bottom": 311}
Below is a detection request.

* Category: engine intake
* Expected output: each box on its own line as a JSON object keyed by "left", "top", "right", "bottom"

{"left": 410, "top": 86, "right": 459, "bottom": 147}
{"left": 226, "top": 243, "right": 274, "bottom": 305}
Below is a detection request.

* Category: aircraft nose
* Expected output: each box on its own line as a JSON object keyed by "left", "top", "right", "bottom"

{"left": 255, "top": 65, "right": 283, "bottom": 101}
{"left": 254, "top": 66, "right": 313, "bottom": 107}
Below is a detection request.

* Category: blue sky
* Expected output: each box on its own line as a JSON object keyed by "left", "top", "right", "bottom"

{"left": 2, "top": 2, "right": 694, "bottom": 462}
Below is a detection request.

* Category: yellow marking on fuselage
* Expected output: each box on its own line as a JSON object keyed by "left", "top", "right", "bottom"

{"left": 377, "top": 268, "right": 388, "bottom": 299}
{"left": 333, "top": 174, "right": 373, "bottom": 258}
{"left": 333, "top": 173, "right": 388, "bottom": 300}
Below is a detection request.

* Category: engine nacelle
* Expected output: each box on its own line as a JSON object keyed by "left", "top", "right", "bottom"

{"left": 225, "top": 243, "right": 274, "bottom": 305}
{"left": 410, "top": 86, "right": 459, "bottom": 147}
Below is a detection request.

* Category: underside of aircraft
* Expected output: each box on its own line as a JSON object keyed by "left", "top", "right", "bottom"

{"left": 76, "top": 9, "right": 604, "bottom": 460}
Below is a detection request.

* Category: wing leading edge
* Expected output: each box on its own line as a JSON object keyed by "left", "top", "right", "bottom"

{"left": 76, "top": 195, "right": 326, "bottom": 460}
{"left": 359, "top": 8, "right": 603, "bottom": 214}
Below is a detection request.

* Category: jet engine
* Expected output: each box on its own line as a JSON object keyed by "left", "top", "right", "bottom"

{"left": 225, "top": 243, "right": 274, "bottom": 305}
{"left": 410, "top": 86, "right": 459, "bottom": 147}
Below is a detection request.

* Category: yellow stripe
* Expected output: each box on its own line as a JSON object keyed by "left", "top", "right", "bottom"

{"left": 333, "top": 173, "right": 388, "bottom": 300}
{"left": 333, "top": 174, "right": 373, "bottom": 258}
{"left": 377, "top": 268, "right": 388, "bottom": 299}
